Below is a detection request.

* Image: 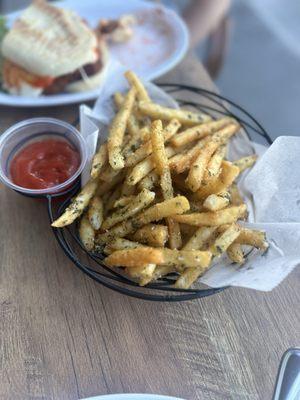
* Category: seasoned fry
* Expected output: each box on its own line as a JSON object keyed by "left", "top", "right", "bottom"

{"left": 79, "top": 214, "right": 95, "bottom": 251}
{"left": 96, "top": 196, "right": 190, "bottom": 244}
{"left": 105, "top": 186, "right": 122, "bottom": 212}
{"left": 114, "top": 195, "right": 135, "bottom": 208}
{"left": 168, "top": 136, "right": 211, "bottom": 174}
{"left": 108, "top": 86, "right": 136, "bottom": 169}
{"left": 90, "top": 143, "right": 108, "bottom": 179}
{"left": 183, "top": 226, "right": 217, "bottom": 250}
{"left": 126, "top": 264, "right": 156, "bottom": 280}
{"left": 132, "top": 224, "right": 169, "bottom": 247}
{"left": 227, "top": 243, "right": 245, "bottom": 264}
{"left": 105, "top": 247, "right": 165, "bottom": 267}
{"left": 171, "top": 117, "right": 232, "bottom": 147}
{"left": 203, "top": 145, "right": 226, "bottom": 181}
{"left": 101, "top": 188, "right": 155, "bottom": 230}
{"left": 96, "top": 170, "right": 126, "bottom": 196}
{"left": 233, "top": 155, "right": 258, "bottom": 172}
{"left": 138, "top": 171, "right": 159, "bottom": 190}
{"left": 211, "top": 123, "right": 240, "bottom": 144}
{"left": 52, "top": 180, "right": 97, "bottom": 227}
{"left": 140, "top": 265, "right": 176, "bottom": 286}
{"left": 125, "top": 119, "right": 180, "bottom": 167}
{"left": 126, "top": 145, "right": 177, "bottom": 185}
{"left": 99, "top": 165, "right": 121, "bottom": 182}
{"left": 151, "top": 119, "right": 182, "bottom": 249}
{"left": 235, "top": 228, "right": 268, "bottom": 250}
{"left": 229, "top": 184, "right": 244, "bottom": 205}
{"left": 88, "top": 196, "right": 104, "bottom": 230}
{"left": 138, "top": 101, "right": 211, "bottom": 126}
{"left": 162, "top": 249, "right": 212, "bottom": 269}
{"left": 172, "top": 204, "right": 247, "bottom": 226}
{"left": 125, "top": 70, "right": 151, "bottom": 102}
{"left": 203, "top": 192, "right": 230, "bottom": 211}
{"left": 114, "top": 92, "right": 140, "bottom": 137}
{"left": 186, "top": 141, "right": 220, "bottom": 192}
{"left": 194, "top": 161, "right": 240, "bottom": 200}
{"left": 174, "top": 267, "right": 206, "bottom": 289}
{"left": 210, "top": 223, "right": 241, "bottom": 255}
{"left": 104, "top": 238, "right": 143, "bottom": 254}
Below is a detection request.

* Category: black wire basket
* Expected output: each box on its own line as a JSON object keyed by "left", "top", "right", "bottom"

{"left": 47, "top": 84, "right": 272, "bottom": 302}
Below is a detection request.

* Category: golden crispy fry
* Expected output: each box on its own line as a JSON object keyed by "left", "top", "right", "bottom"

{"left": 96, "top": 196, "right": 190, "bottom": 244}
{"left": 203, "top": 192, "right": 230, "bottom": 211}
{"left": 104, "top": 238, "right": 143, "bottom": 254}
{"left": 105, "top": 247, "right": 165, "bottom": 267}
{"left": 131, "top": 224, "right": 169, "bottom": 247}
{"left": 174, "top": 267, "right": 207, "bottom": 289}
{"left": 138, "top": 171, "right": 159, "bottom": 190}
{"left": 52, "top": 180, "right": 97, "bottom": 227}
{"left": 114, "top": 92, "right": 140, "bottom": 137}
{"left": 210, "top": 223, "right": 241, "bottom": 255}
{"left": 88, "top": 196, "right": 104, "bottom": 230}
{"left": 151, "top": 119, "right": 182, "bottom": 249}
{"left": 233, "top": 155, "right": 258, "bottom": 172}
{"left": 126, "top": 264, "right": 156, "bottom": 281}
{"left": 120, "top": 180, "right": 136, "bottom": 196}
{"left": 126, "top": 145, "right": 177, "bottom": 186}
{"left": 203, "top": 145, "right": 226, "bottom": 181}
{"left": 227, "top": 243, "right": 245, "bottom": 264}
{"left": 162, "top": 249, "right": 212, "bottom": 269}
{"left": 125, "top": 119, "right": 180, "bottom": 167}
{"left": 235, "top": 228, "right": 268, "bottom": 250}
{"left": 102, "top": 188, "right": 155, "bottom": 230}
{"left": 79, "top": 214, "right": 95, "bottom": 251}
{"left": 168, "top": 136, "right": 211, "bottom": 174}
{"left": 229, "top": 184, "right": 244, "bottom": 205}
{"left": 140, "top": 265, "right": 175, "bottom": 286}
{"left": 172, "top": 204, "right": 247, "bottom": 226}
{"left": 108, "top": 87, "right": 136, "bottom": 169}
{"left": 125, "top": 70, "right": 151, "bottom": 102}
{"left": 113, "top": 195, "right": 135, "bottom": 208}
{"left": 138, "top": 101, "right": 211, "bottom": 126}
{"left": 211, "top": 123, "right": 240, "bottom": 144}
{"left": 171, "top": 117, "right": 232, "bottom": 147}
{"left": 194, "top": 161, "right": 240, "bottom": 200}
{"left": 186, "top": 141, "right": 220, "bottom": 192}
{"left": 90, "top": 143, "right": 108, "bottom": 179}
{"left": 183, "top": 226, "right": 217, "bottom": 250}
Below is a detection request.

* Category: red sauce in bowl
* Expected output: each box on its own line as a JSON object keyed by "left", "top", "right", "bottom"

{"left": 10, "top": 139, "right": 80, "bottom": 190}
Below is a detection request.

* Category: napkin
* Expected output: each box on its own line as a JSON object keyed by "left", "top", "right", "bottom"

{"left": 79, "top": 63, "right": 300, "bottom": 291}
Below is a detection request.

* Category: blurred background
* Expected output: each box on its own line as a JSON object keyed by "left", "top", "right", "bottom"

{"left": 1, "top": 0, "right": 299, "bottom": 140}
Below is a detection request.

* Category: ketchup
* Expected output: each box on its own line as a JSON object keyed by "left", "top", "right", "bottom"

{"left": 10, "top": 139, "right": 80, "bottom": 190}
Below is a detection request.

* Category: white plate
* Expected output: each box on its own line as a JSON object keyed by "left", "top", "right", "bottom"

{"left": 1, "top": 0, "right": 189, "bottom": 107}
{"left": 81, "top": 395, "right": 184, "bottom": 400}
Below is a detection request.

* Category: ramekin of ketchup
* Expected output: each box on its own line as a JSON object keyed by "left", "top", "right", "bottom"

{"left": 0, "top": 118, "right": 87, "bottom": 196}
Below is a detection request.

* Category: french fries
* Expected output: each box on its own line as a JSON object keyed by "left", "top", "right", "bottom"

{"left": 233, "top": 155, "right": 257, "bottom": 172}
{"left": 88, "top": 196, "right": 104, "bottom": 230}
{"left": 172, "top": 204, "right": 247, "bottom": 226}
{"left": 203, "top": 192, "right": 230, "bottom": 211}
{"left": 52, "top": 70, "right": 267, "bottom": 289}
{"left": 131, "top": 224, "right": 169, "bottom": 247}
{"left": 138, "top": 101, "right": 212, "bottom": 126}
{"left": 186, "top": 141, "right": 220, "bottom": 192}
{"left": 101, "top": 188, "right": 155, "bottom": 230}
{"left": 108, "top": 86, "right": 136, "bottom": 169}
{"left": 52, "top": 180, "right": 97, "bottom": 227}
{"left": 79, "top": 214, "right": 95, "bottom": 251}
{"left": 90, "top": 143, "right": 108, "bottom": 179}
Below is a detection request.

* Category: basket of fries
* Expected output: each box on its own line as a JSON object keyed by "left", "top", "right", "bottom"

{"left": 49, "top": 71, "right": 272, "bottom": 301}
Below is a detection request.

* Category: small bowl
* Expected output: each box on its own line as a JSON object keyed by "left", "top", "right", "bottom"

{"left": 0, "top": 117, "right": 87, "bottom": 196}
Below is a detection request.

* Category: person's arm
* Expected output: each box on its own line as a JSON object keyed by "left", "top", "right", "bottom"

{"left": 183, "top": 0, "right": 231, "bottom": 47}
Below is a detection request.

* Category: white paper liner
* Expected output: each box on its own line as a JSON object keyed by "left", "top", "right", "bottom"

{"left": 79, "top": 62, "right": 300, "bottom": 291}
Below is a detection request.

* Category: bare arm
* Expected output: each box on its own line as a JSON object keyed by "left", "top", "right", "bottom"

{"left": 183, "top": 0, "right": 231, "bottom": 47}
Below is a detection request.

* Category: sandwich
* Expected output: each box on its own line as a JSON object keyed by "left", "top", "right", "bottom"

{"left": 1, "top": 0, "right": 109, "bottom": 96}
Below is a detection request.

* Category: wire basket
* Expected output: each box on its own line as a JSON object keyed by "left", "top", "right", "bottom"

{"left": 47, "top": 84, "right": 272, "bottom": 302}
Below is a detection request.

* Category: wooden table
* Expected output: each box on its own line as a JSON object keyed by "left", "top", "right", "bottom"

{"left": 0, "top": 54, "right": 299, "bottom": 400}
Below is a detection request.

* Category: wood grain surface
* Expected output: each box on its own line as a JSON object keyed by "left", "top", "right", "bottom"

{"left": 0, "top": 53, "right": 299, "bottom": 400}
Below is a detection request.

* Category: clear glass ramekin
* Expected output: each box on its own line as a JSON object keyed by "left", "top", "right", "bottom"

{"left": 0, "top": 117, "right": 87, "bottom": 196}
